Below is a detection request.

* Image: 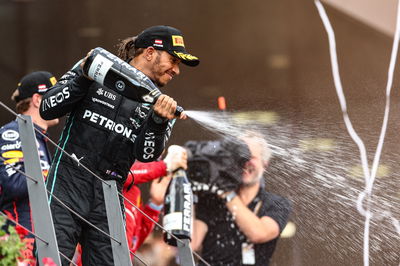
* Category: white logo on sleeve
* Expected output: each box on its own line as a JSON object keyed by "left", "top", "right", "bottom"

{"left": 41, "top": 87, "right": 71, "bottom": 111}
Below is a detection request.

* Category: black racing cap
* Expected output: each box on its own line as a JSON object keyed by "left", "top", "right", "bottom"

{"left": 14, "top": 71, "right": 57, "bottom": 103}
{"left": 135, "top": 25, "right": 200, "bottom": 67}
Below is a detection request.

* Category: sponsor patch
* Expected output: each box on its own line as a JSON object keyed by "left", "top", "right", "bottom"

{"left": 5, "top": 164, "right": 17, "bottom": 176}
{"left": 129, "top": 118, "right": 141, "bottom": 129}
{"left": 1, "top": 130, "right": 19, "bottom": 141}
{"left": 50, "top": 76, "right": 57, "bottom": 86}
{"left": 91, "top": 87, "right": 118, "bottom": 109}
{"left": 2, "top": 150, "right": 23, "bottom": 159}
{"left": 96, "top": 87, "right": 116, "bottom": 100}
{"left": 154, "top": 39, "right": 163, "bottom": 48}
{"left": 60, "top": 71, "right": 76, "bottom": 80}
{"left": 4, "top": 158, "right": 20, "bottom": 165}
{"left": 82, "top": 109, "right": 134, "bottom": 142}
{"left": 173, "top": 51, "right": 198, "bottom": 61}
{"left": 143, "top": 132, "right": 155, "bottom": 160}
{"left": 134, "top": 105, "right": 149, "bottom": 119}
{"left": 1, "top": 141, "right": 21, "bottom": 150}
{"left": 92, "top": 97, "right": 115, "bottom": 109}
{"left": 115, "top": 80, "right": 125, "bottom": 91}
{"left": 38, "top": 84, "right": 47, "bottom": 93}
{"left": 172, "top": 35, "right": 185, "bottom": 47}
{"left": 41, "top": 87, "right": 70, "bottom": 111}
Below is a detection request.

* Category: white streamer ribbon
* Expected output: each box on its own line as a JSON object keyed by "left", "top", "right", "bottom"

{"left": 315, "top": 1, "right": 400, "bottom": 265}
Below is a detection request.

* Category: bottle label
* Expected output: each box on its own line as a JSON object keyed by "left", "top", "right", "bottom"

{"left": 163, "top": 212, "right": 183, "bottom": 231}
{"left": 88, "top": 54, "right": 113, "bottom": 85}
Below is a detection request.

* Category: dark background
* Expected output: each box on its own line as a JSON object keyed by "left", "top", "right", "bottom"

{"left": 1, "top": 0, "right": 400, "bottom": 265}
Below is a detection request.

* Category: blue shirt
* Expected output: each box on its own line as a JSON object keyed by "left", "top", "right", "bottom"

{"left": 0, "top": 119, "right": 51, "bottom": 233}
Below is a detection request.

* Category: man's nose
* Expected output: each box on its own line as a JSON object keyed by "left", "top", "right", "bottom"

{"left": 173, "top": 64, "right": 180, "bottom": 76}
{"left": 244, "top": 160, "right": 253, "bottom": 169}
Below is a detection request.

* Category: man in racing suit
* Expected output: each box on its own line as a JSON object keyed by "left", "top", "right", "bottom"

{"left": 0, "top": 71, "right": 59, "bottom": 264}
{"left": 39, "top": 25, "right": 199, "bottom": 265}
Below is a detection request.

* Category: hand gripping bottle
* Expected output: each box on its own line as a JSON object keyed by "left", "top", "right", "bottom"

{"left": 163, "top": 168, "right": 193, "bottom": 246}
{"left": 83, "top": 47, "right": 183, "bottom": 116}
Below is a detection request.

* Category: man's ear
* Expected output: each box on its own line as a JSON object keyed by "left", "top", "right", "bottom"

{"left": 144, "top": 46, "right": 156, "bottom": 61}
{"left": 31, "top": 93, "right": 42, "bottom": 109}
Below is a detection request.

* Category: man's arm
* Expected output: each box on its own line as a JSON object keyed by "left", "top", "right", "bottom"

{"left": 40, "top": 61, "right": 93, "bottom": 120}
{"left": 124, "top": 161, "right": 167, "bottom": 187}
{"left": 0, "top": 164, "right": 28, "bottom": 200}
{"left": 190, "top": 194, "right": 210, "bottom": 252}
{"left": 133, "top": 175, "right": 171, "bottom": 250}
{"left": 191, "top": 218, "right": 208, "bottom": 251}
{"left": 125, "top": 144, "right": 187, "bottom": 186}
{"left": 0, "top": 132, "right": 28, "bottom": 200}
{"left": 225, "top": 196, "right": 280, "bottom": 244}
{"left": 130, "top": 203, "right": 161, "bottom": 253}
{"left": 132, "top": 115, "right": 174, "bottom": 162}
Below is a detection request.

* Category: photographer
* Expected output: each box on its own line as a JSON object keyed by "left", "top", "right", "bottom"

{"left": 189, "top": 133, "right": 291, "bottom": 266}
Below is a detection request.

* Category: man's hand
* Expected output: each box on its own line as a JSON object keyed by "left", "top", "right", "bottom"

{"left": 163, "top": 145, "right": 187, "bottom": 172}
{"left": 149, "top": 175, "right": 172, "bottom": 205}
{"left": 154, "top": 95, "right": 186, "bottom": 120}
{"left": 80, "top": 49, "right": 94, "bottom": 80}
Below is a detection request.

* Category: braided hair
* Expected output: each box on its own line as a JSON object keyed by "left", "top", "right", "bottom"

{"left": 116, "top": 36, "right": 145, "bottom": 62}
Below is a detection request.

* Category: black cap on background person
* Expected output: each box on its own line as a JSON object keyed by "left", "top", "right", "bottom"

{"left": 12, "top": 71, "right": 57, "bottom": 104}
{"left": 11, "top": 71, "right": 57, "bottom": 118}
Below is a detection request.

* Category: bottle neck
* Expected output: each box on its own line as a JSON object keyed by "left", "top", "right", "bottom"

{"left": 171, "top": 168, "right": 186, "bottom": 179}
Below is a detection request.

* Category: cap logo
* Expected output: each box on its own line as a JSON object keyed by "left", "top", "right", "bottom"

{"left": 173, "top": 51, "right": 199, "bottom": 61}
{"left": 50, "top": 77, "right": 57, "bottom": 86}
{"left": 154, "top": 39, "right": 163, "bottom": 48}
{"left": 172, "top": 35, "right": 185, "bottom": 47}
{"left": 38, "top": 84, "right": 48, "bottom": 93}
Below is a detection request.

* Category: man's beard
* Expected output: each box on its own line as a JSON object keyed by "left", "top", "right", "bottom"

{"left": 241, "top": 171, "right": 263, "bottom": 187}
{"left": 150, "top": 53, "right": 165, "bottom": 87}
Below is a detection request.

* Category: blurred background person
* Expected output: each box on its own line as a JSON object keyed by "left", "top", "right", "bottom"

{"left": 0, "top": 71, "right": 59, "bottom": 265}
{"left": 189, "top": 133, "right": 291, "bottom": 266}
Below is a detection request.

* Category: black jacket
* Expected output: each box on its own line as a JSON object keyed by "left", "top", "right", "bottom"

{"left": 40, "top": 64, "right": 173, "bottom": 181}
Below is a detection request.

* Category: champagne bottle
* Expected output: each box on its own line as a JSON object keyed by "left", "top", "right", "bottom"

{"left": 83, "top": 47, "right": 183, "bottom": 116}
{"left": 163, "top": 168, "right": 193, "bottom": 246}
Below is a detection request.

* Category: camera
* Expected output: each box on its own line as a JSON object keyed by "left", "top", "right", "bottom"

{"left": 184, "top": 138, "right": 251, "bottom": 193}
